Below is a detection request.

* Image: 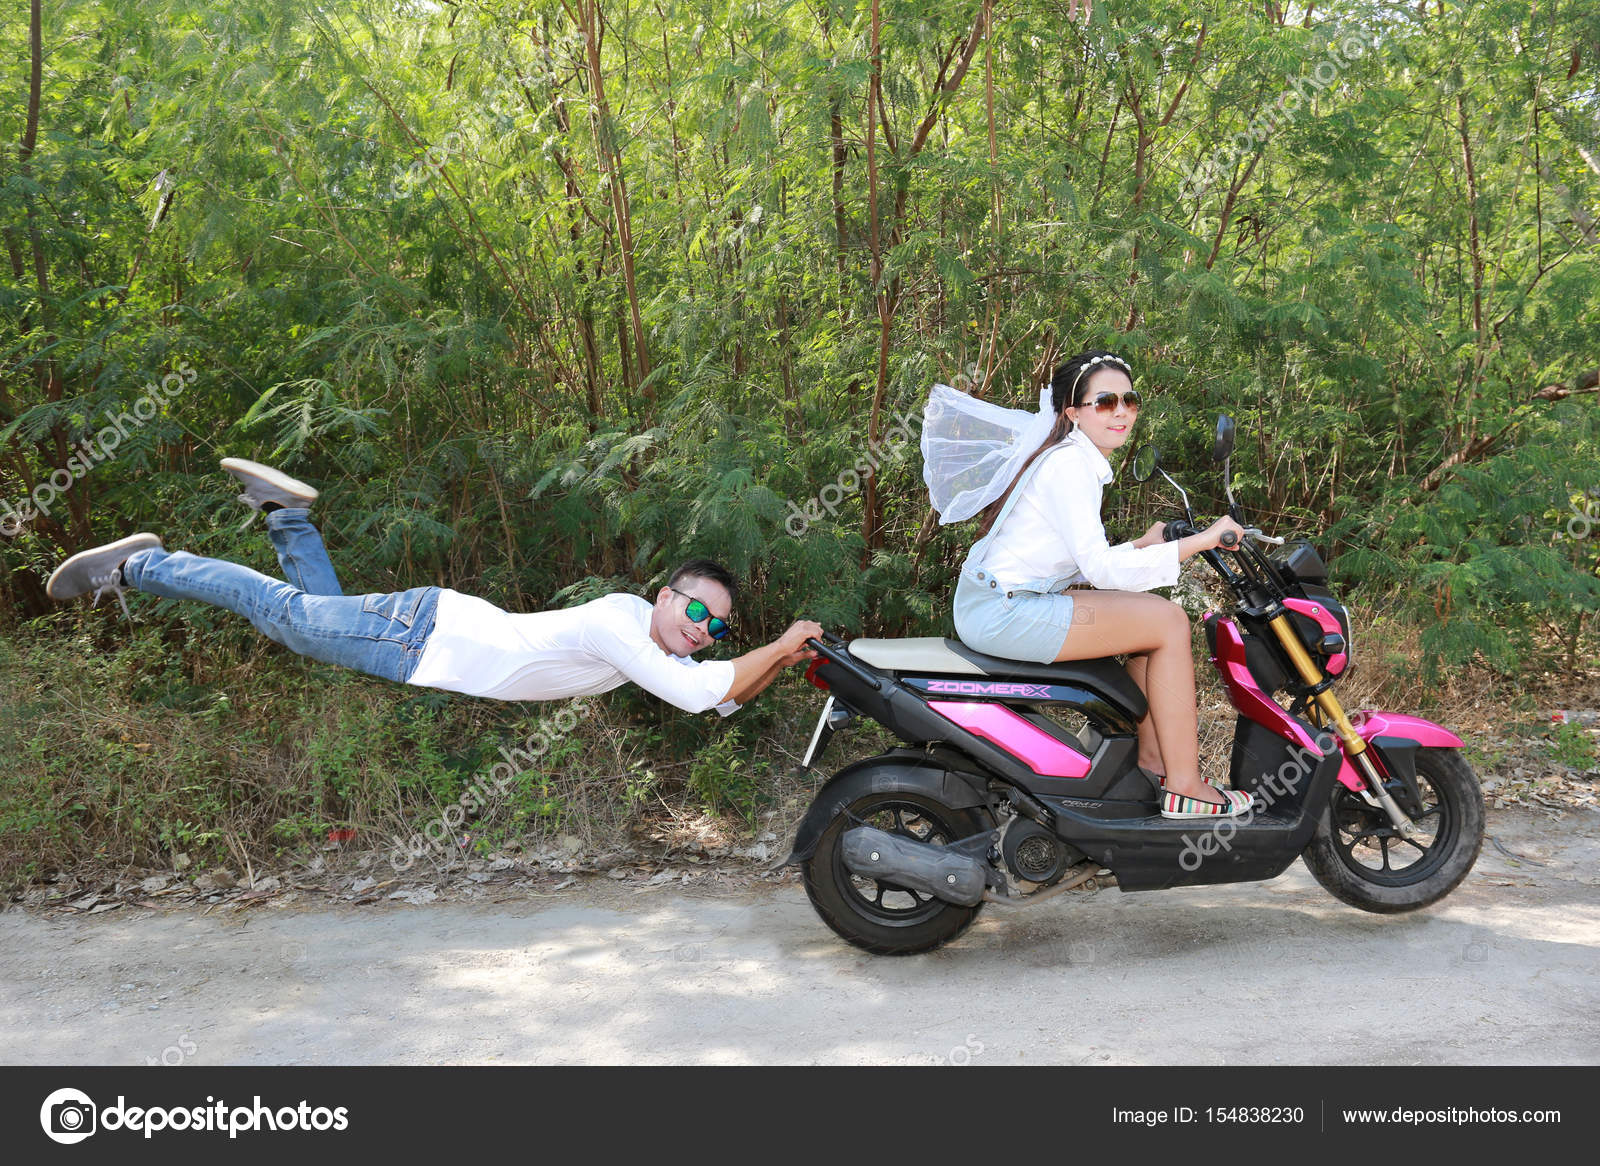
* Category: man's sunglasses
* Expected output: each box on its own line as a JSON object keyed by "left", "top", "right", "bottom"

{"left": 669, "top": 586, "right": 732, "bottom": 640}
{"left": 1078, "top": 389, "right": 1142, "bottom": 413}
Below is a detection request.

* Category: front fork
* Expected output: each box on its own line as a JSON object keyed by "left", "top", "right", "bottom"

{"left": 1266, "top": 614, "right": 1424, "bottom": 840}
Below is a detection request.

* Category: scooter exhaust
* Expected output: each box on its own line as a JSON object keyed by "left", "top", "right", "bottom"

{"left": 841, "top": 826, "right": 989, "bottom": 907}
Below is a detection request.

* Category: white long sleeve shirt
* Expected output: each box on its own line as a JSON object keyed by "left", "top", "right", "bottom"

{"left": 406, "top": 590, "right": 739, "bottom": 714}
{"left": 976, "top": 426, "right": 1180, "bottom": 592}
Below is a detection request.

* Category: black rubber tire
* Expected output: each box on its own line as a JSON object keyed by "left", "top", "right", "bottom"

{"left": 1301, "top": 747, "right": 1484, "bottom": 913}
{"left": 801, "top": 791, "right": 991, "bottom": 956}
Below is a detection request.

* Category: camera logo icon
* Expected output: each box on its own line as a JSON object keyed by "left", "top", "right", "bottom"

{"left": 39, "top": 1088, "right": 97, "bottom": 1144}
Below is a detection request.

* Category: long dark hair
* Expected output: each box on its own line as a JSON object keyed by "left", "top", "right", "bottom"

{"left": 974, "top": 350, "right": 1133, "bottom": 537}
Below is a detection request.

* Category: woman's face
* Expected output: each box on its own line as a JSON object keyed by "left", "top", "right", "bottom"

{"left": 1066, "top": 367, "right": 1139, "bottom": 455}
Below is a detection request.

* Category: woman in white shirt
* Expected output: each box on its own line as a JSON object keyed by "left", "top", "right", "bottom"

{"left": 953, "top": 350, "right": 1251, "bottom": 820}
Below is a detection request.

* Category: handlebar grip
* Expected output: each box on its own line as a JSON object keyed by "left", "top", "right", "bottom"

{"left": 1219, "top": 530, "right": 1238, "bottom": 548}
{"left": 803, "top": 634, "right": 884, "bottom": 692}
{"left": 1162, "top": 520, "right": 1197, "bottom": 542}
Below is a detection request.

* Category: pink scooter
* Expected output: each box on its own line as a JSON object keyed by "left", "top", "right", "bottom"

{"left": 783, "top": 416, "right": 1483, "bottom": 954}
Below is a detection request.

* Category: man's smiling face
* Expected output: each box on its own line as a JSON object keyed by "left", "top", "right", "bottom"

{"left": 649, "top": 576, "right": 733, "bottom": 656}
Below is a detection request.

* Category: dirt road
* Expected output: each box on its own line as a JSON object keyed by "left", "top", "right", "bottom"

{"left": 3, "top": 807, "right": 1596, "bottom": 1066}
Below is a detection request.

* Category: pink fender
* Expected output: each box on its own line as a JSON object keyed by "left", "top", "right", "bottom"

{"left": 1336, "top": 710, "right": 1465, "bottom": 790}
{"left": 1350, "top": 710, "right": 1464, "bottom": 749}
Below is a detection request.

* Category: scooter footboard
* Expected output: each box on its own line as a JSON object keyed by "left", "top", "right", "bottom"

{"left": 1050, "top": 729, "right": 1345, "bottom": 891}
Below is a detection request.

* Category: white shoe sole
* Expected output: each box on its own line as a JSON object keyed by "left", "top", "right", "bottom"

{"left": 46, "top": 533, "right": 163, "bottom": 600}
{"left": 220, "top": 458, "right": 318, "bottom": 507}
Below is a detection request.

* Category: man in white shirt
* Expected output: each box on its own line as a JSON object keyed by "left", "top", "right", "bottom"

{"left": 47, "top": 460, "right": 823, "bottom": 716}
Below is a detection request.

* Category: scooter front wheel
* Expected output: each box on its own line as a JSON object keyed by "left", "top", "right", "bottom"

{"left": 1301, "top": 746, "right": 1484, "bottom": 913}
{"left": 802, "top": 791, "right": 991, "bottom": 956}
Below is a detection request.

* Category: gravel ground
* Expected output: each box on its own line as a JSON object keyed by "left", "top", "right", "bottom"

{"left": 3, "top": 806, "right": 1596, "bottom": 1066}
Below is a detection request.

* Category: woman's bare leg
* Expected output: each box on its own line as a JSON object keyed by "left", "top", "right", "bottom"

{"left": 1055, "top": 591, "right": 1213, "bottom": 802}
{"left": 1123, "top": 653, "right": 1165, "bottom": 776}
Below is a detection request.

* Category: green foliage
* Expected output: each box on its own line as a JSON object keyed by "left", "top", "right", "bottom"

{"left": 687, "top": 725, "right": 760, "bottom": 823}
{"left": 2, "top": 0, "right": 1599, "bottom": 875}
{"left": 1332, "top": 401, "right": 1600, "bottom": 679}
{"left": 1546, "top": 720, "right": 1600, "bottom": 771}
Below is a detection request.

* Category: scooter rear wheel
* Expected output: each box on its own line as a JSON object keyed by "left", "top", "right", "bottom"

{"left": 802, "top": 791, "right": 991, "bottom": 956}
{"left": 1301, "top": 746, "right": 1484, "bottom": 913}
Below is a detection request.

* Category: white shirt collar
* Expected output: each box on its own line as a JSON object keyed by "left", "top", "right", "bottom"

{"left": 1064, "top": 424, "right": 1115, "bottom": 485}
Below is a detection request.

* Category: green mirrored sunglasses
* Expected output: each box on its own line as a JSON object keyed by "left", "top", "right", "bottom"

{"left": 668, "top": 586, "right": 731, "bottom": 640}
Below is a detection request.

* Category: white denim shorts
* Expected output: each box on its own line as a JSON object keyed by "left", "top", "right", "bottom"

{"left": 952, "top": 571, "right": 1075, "bottom": 663}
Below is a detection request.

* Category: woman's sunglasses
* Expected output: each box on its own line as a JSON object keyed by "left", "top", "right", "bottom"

{"left": 1078, "top": 389, "right": 1142, "bottom": 413}
{"left": 669, "top": 586, "right": 732, "bottom": 640}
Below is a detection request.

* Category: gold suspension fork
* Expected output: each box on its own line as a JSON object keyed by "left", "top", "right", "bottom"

{"left": 1265, "top": 614, "right": 1423, "bottom": 840}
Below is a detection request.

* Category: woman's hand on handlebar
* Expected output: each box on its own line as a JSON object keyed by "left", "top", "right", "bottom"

{"left": 1201, "top": 516, "right": 1247, "bottom": 552}
{"left": 1168, "top": 515, "right": 1246, "bottom": 562}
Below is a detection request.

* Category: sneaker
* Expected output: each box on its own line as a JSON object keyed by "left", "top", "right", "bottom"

{"left": 220, "top": 458, "right": 318, "bottom": 511}
{"left": 46, "top": 532, "right": 163, "bottom": 618}
{"left": 1159, "top": 786, "right": 1255, "bottom": 820}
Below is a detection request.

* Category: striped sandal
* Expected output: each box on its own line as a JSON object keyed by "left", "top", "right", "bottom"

{"left": 1159, "top": 786, "right": 1254, "bottom": 820}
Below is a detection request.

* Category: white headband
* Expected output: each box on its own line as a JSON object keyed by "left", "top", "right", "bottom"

{"left": 1066, "top": 353, "right": 1132, "bottom": 406}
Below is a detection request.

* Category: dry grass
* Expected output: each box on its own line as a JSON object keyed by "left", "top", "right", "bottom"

{"left": 4, "top": 610, "right": 1596, "bottom": 896}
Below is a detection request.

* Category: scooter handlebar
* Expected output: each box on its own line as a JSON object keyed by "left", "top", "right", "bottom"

{"left": 803, "top": 634, "right": 883, "bottom": 692}
{"left": 1163, "top": 519, "right": 1240, "bottom": 548}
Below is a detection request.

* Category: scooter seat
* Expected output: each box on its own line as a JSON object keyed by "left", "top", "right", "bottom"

{"left": 848, "top": 637, "right": 1148, "bottom": 720}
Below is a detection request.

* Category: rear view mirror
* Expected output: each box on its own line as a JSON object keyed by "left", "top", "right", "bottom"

{"left": 1131, "top": 445, "right": 1160, "bottom": 483}
{"left": 1212, "top": 415, "right": 1236, "bottom": 463}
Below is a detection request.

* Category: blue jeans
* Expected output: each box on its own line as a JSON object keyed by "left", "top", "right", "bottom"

{"left": 122, "top": 509, "right": 439, "bottom": 683}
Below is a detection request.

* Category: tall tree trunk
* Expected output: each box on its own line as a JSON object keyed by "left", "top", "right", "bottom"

{"left": 862, "top": 0, "right": 889, "bottom": 563}
{"left": 831, "top": 95, "right": 849, "bottom": 292}
{"left": 861, "top": 1, "right": 993, "bottom": 559}
{"left": 575, "top": 0, "right": 651, "bottom": 401}
{"left": 1456, "top": 92, "right": 1487, "bottom": 441}
{"left": 534, "top": 19, "right": 604, "bottom": 421}
{"left": 10, "top": 0, "right": 75, "bottom": 561}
